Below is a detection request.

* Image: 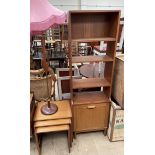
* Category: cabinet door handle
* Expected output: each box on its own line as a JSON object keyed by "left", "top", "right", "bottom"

{"left": 87, "top": 105, "right": 96, "bottom": 109}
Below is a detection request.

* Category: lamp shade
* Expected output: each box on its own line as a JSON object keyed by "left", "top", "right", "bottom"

{"left": 30, "top": 0, "right": 66, "bottom": 34}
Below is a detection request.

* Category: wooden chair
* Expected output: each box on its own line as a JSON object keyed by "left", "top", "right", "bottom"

{"left": 30, "top": 68, "right": 44, "bottom": 77}
{"left": 30, "top": 68, "right": 56, "bottom": 101}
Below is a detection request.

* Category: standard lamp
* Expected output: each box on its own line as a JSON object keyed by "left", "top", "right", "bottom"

{"left": 40, "top": 35, "right": 58, "bottom": 115}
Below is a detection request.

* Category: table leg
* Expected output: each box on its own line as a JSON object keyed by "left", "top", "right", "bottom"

{"left": 68, "top": 129, "right": 71, "bottom": 153}
{"left": 69, "top": 124, "right": 73, "bottom": 146}
{"left": 71, "top": 124, "right": 73, "bottom": 144}
{"left": 73, "top": 132, "right": 77, "bottom": 139}
{"left": 34, "top": 131, "right": 41, "bottom": 155}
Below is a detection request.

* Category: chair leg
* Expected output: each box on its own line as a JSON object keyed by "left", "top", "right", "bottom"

{"left": 34, "top": 132, "right": 41, "bottom": 155}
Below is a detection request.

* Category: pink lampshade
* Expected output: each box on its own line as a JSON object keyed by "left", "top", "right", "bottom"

{"left": 30, "top": 0, "right": 66, "bottom": 34}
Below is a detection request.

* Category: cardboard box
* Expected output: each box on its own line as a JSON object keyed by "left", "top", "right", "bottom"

{"left": 107, "top": 101, "right": 124, "bottom": 141}
{"left": 112, "top": 54, "right": 124, "bottom": 109}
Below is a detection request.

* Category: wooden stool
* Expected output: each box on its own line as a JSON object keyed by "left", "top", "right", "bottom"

{"left": 33, "top": 100, "right": 72, "bottom": 155}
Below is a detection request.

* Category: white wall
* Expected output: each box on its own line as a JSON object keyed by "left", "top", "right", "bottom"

{"left": 81, "top": 0, "right": 124, "bottom": 17}
{"left": 48, "top": 0, "right": 81, "bottom": 12}
{"left": 48, "top": 0, "right": 124, "bottom": 17}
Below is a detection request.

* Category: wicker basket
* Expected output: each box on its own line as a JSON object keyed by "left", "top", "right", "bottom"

{"left": 30, "top": 68, "right": 55, "bottom": 101}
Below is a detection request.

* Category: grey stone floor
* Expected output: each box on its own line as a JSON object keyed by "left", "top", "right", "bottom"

{"left": 30, "top": 131, "right": 124, "bottom": 155}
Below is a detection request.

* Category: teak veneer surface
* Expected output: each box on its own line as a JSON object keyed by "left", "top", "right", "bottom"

{"left": 72, "top": 78, "right": 111, "bottom": 89}
{"left": 35, "top": 125, "right": 69, "bottom": 134}
{"left": 74, "top": 103, "right": 110, "bottom": 132}
{"left": 73, "top": 91, "right": 110, "bottom": 105}
{"left": 34, "top": 119, "right": 71, "bottom": 128}
{"left": 72, "top": 55, "right": 113, "bottom": 63}
{"left": 72, "top": 38, "right": 116, "bottom": 42}
{"left": 70, "top": 11, "right": 119, "bottom": 39}
{"left": 34, "top": 100, "right": 72, "bottom": 121}
{"left": 68, "top": 10, "right": 120, "bottom": 133}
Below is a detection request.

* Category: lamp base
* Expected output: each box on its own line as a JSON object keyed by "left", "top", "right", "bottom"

{"left": 41, "top": 102, "right": 58, "bottom": 115}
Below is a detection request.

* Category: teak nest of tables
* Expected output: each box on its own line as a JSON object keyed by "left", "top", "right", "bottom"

{"left": 33, "top": 100, "right": 72, "bottom": 155}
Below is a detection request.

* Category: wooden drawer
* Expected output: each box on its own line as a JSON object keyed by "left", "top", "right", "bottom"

{"left": 73, "top": 103, "right": 110, "bottom": 132}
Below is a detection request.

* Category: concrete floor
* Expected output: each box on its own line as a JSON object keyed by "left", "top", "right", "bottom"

{"left": 30, "top": 131, "right": 124, "bottom": 155}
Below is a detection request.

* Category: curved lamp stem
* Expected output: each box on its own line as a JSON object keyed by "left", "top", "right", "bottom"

{"left": 40, "top": 35, "right": 58, "bottom": 115}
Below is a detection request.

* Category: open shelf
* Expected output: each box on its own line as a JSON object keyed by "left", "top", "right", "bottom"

{"left": 72, "top": 55, "right": 113, "bottom": 63}
{"left": 70, "top": 11, "right": 120, "bottom": 39}
{"left": 72, "top": 78, "right": 111, "bottom": 89}
{"left": 73, "top": 91, "right": 110, "bottom": 105}
{"left": 72, "top": 37, "right": 116, "bottom": 42}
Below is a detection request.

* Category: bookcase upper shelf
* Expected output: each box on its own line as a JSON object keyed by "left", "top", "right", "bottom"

{"left": 70, "top": 11, "right": 120, "bottom": 40}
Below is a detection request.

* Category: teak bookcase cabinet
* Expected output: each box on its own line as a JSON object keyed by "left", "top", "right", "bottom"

{"left": 68, "top": 10, "right": 120, "bottom": 136}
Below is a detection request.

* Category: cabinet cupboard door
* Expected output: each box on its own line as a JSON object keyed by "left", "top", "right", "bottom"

{"left": 74, "top": 103, "right": 109, "bottom": 132}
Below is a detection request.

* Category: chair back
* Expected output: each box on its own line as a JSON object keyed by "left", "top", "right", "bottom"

{"left": 30, "top": 68, "right": 55, "bottom": 101}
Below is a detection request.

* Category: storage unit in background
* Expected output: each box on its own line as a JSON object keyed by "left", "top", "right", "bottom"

{"left": 107, "top": 101, "right": 124, "bottom": 141}
{"left": 112, "top": 54, "right": 124, "bottom": 109}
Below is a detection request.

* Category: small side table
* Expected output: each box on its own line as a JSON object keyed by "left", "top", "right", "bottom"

{"left": 33, "top": 100, "right": 72, "bottom": 155}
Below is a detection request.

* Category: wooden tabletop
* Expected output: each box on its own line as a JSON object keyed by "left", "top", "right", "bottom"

{"left": 34, "top": 100, "right": 72, "bottom": 121}
{"left": 79, "top": 63, "right": 105, "bottom": 78}
{"left": 34, "top": 119, "right": 71, "bottom": 128}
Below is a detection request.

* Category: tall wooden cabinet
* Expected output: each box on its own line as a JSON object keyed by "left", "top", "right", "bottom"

{"left": 68, "top": 10, "right": 120, "bottom": 135}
